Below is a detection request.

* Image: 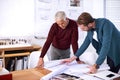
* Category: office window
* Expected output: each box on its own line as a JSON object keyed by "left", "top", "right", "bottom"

{"left": 105, "top": 0, "right": 120, "bottom": 30}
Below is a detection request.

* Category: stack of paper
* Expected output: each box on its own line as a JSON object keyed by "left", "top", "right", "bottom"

{"left": 41, "top": 60, "right": 110, "bottom": 80}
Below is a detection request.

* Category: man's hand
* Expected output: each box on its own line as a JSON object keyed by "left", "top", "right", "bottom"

{"left": 88, "top": 64, "right": 98, "bottom": 74}
{"left": 36, "top": 58, "right": 44, "bottom": 68}
{"left": 76, "top": 60, "right": 85, "bottom": 64}
{"left": 61, "top": 56, "right": 77, "bottom": 64}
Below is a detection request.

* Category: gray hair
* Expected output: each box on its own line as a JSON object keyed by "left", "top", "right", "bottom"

{"left": 55, "top": 11, "right": 66, "bottom": 20}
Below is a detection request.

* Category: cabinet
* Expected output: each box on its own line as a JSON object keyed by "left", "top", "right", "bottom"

{"left": 0, "top": 44, "right": 41, "bottom": 69}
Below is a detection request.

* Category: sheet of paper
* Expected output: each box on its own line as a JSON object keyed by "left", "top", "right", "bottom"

{"left": 91, "top": 70, "right": 120, "bottom": 80}
{"left": 80, "top": 74, "right": 102, "bottom": 80}
{"left": 98, "top": 63, "right": 110, "bottom": 71}
{"left": 44, "top": 59, "right": 62, "bottom": 68}
{"left": 64, "top": 63, "right": 90, "bottom": 74}
{"left": 0, "top": 68, "right": 9, "bottom": 75}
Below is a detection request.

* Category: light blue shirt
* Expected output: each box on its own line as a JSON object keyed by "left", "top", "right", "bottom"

{"left": 75, "top": 18, "right": 120, "bottom": 66}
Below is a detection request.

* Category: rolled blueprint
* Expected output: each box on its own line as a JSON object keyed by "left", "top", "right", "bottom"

{"left": 40, "top": 65, "right": 68, "bottom": 80}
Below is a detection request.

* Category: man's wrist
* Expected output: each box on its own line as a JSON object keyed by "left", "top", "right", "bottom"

{"left": 76, "top": 58, "right": 80, "bottom": 61}
{"left": 93, "top": 64, "right": 99, "bottom": 69}
{"left": 71, "top": 56, "right": 77, "bottom": 61}
{"left": 40, "top": 57, "right": 43, "bottom": 60}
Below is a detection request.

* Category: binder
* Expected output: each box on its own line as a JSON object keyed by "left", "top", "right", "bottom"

{"left": 23, "top": 56, "right": 28, "bottom": 69}
{"left": 15, "top": 57, "right": 23, "bottom": 70}
{"left": 0, "top": 59, "right": 3, "bottom": 67}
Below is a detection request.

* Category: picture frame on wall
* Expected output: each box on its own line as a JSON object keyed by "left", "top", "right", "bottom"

{"left": 70, "top": 0, "right": 80, "bottom": 7}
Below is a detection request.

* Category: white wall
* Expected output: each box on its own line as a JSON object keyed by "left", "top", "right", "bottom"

{"left": 0, "top": 0, "right": 105, "bottom": 53}
{"left": 0, "top": 0, "right": 34, "bottom": 37}
{"left": 33, "top": 0, "right": 105, "bottom": 47}
{"left": 0, "top": 0, "right": 107, "bottom": 65}
{"left": 0, "top": 0, "right": 104, "bottom": 37}
{"left": 78, "top": 0, "right": 104, "bottom": 49}
{"left": 83, "top": 0, "right": 104, "bottom": 18}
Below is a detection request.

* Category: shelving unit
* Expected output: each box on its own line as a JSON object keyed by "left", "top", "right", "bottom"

{"left": 0, "top": 45, "right": 41, "bottom": 69}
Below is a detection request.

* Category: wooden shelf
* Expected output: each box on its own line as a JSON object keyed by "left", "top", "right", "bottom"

{"left": 0, "top": 55, "right": 3, "bottom": 57}
{"left": 0, "top": 51, "right": 4, "bottom": 58}
{"left": 4, "top": 52, "right": 30, "bottom": 57}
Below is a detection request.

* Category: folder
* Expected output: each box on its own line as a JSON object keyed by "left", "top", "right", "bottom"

{"left": 0, "top": 68, "right": 12, "bottom": 80}
{"left": 0, "top": 73, "right": 12, "bottom": 80}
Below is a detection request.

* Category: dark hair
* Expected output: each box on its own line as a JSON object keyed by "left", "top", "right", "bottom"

{"left": 77, "top": 12, "right": 94, "bottom": 26}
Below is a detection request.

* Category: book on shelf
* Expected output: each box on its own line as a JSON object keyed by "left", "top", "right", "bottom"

{"left": 6, "top": 56, "right": 29, "bottom": 71}
{"left": 15, "top": 57, "right": 23, "bottom": 70}
{"left": 0, "top": 59, "right": 3, "bottom": 68}
{"left": 23, "top": 56, "right": 28, "bottom": 69}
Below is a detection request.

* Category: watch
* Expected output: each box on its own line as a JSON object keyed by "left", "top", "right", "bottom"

{"left": 94, "top": 64, "right": 99, "bottom": 69}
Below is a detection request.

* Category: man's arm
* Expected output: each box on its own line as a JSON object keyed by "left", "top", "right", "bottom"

{"left": 71, "top": 22, "right": 79, "bottom": 61}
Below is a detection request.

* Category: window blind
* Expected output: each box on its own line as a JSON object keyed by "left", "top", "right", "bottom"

{"left": 105, "top": 0, "right": 120, "bottom": 30}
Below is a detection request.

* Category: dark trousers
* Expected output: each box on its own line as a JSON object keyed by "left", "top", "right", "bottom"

{"left": 92, "top": 39, "right": 120, "bottom": 73}
{"left": 107, "top": 56, "right": 120, "bottom": 73}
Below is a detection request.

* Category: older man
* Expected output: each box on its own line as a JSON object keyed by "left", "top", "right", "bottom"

{"left": 36, "top": 11, "right": 82, "bottom": 68}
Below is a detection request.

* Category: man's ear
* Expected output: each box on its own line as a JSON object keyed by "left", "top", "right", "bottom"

{"left": 88, "top": 23, "right": 93, "bottom": 27}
